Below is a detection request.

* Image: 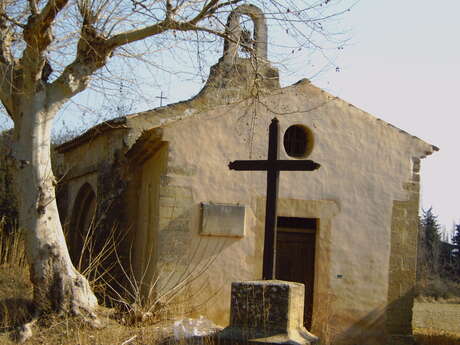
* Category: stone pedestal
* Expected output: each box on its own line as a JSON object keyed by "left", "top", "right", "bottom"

{"left": 217, "top": 280, "right": 319, "bottom": 345}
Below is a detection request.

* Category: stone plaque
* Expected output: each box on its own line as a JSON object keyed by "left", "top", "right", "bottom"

{"left": 201, "top": 202, "right": 245, "bottom": 237}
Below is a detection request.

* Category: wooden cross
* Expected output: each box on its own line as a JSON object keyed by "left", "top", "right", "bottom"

{"left": 229, "top": 118, "right": 320, "bottom": 280}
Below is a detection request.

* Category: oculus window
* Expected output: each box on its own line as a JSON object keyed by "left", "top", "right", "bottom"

{"left": 283, "top": 124, "right": 314, "bottom": 158}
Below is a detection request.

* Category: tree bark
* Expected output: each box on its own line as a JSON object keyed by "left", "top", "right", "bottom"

{"left": 12, "top": 96, "right": 97, "bottom": 315}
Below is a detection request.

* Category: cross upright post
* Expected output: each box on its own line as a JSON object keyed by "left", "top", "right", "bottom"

{"left": 229, "top": 118, "right": 320, "bottom": 280}
{"left": 263, "top": 118, "right": 280, "bottom": 279}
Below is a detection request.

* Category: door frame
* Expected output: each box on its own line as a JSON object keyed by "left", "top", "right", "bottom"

{"left": 255, "top": 197, "right": 339, "bottom": 335}
{"left": 276, "top": 216, "right": 317, "bottom": 330}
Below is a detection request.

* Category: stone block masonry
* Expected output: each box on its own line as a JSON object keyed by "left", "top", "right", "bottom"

{"left": 386, "top": 160, "right": 422, "bottom": 345}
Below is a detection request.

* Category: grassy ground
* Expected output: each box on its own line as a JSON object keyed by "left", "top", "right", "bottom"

{"left": 414, "top": 272, "right": 460, "bottom": 344}
{"left": 0, "top": 227, "right": 169, "bottom": 345}
{"left": 414, "top": 328, "right": 460, "bottom": 345}
{"left": 0, "top": 261, "right": 181, "bottom": 345}
{"left": 0, "top": 228, "right": 221, "bottom": 345}
{"left": 0, "top": 266, "right": 459, "bottom": 345}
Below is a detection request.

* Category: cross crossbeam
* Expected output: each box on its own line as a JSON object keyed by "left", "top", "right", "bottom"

{"left": 228, "top": 118, "right": 320, "bottom": 280}
{"left": 229, "top": 160, "right": 320, "bottom": 171}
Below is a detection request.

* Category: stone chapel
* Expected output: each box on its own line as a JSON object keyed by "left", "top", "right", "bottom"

{"left": 55, "top": 5, "right": 437, "bottom": 345}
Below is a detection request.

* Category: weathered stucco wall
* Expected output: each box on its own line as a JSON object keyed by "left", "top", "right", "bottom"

{"left": 134, "top": 144, "right": 168, "bottom": 295}
{"left": 57, "top": 128, "right": 128, "bottom": 224}
{"left": 134, "top": 79, "right": 435, "bottom": 344}
{"left": 57, "top": 128, "right": 133, "bottom": 292}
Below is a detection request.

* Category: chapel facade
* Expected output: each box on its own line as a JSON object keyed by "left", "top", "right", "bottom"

{"left": 55, "top": 5, "right": 437, "bottom": 345}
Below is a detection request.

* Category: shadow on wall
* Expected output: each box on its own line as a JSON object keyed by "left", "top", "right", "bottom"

{"left": 153, "top": 205, "right": 236, "bottom": 316}
{"left": 158, "top": 204, "right": 242, "bottom": 266}
{"left": 317, "top": 289, "right": 416, "bottom": 345}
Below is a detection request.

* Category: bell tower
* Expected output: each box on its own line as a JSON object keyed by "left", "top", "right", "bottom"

{"left": 198, "top": 5, "right": 280, "bottom": 102}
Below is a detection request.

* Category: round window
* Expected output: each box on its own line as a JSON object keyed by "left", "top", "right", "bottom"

{"left": 283, "top": 124, "right": 314, "bottom": 158}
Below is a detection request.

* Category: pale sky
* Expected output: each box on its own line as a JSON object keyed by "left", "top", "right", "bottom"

{"left": 309, "top": 0, "right": 460, "bottom": 237}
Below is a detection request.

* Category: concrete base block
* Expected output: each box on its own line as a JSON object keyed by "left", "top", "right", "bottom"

{"left": 217, "top": 280, "right": 319, "bottom": 345}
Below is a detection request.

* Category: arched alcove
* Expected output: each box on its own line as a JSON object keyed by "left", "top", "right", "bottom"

{"left": 223, "top": 4, "right": 268, "bottom": 63}
{"left": 69, "top": 183, "right": 96, "bottom": 271}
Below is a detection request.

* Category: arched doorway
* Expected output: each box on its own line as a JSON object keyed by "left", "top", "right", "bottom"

{"left": 69, "top": 183, "right": 96, "bottom": 272}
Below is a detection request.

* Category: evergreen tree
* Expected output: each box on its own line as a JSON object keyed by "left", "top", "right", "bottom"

{"left": 452, "top": 223, "right": 460, "bottom": 275}
{"left": 421, "top": 208, "right": 441, "bottom": 247}
{"left": 420, "top": 207, "right": 442, "bottom": 274}
{"left": 453, "top": 224, "right": 460, "bottom": 248}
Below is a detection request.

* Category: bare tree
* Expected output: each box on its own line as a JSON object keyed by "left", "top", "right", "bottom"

{"left": 0, "top": 0, "right": 351, "bottom": 320}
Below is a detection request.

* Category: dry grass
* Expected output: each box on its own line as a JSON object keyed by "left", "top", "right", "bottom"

{"left": 0, "top": 250, "right": 173, "bottom": 345}
{"left": 67, "top": 208, "right": 222, "bottom": 324}
{"left": 0, "top": 228, "right": 31, "bottom": 334}
{"left": 0, "top": 221, "right": 221, "bottom": 344}
{"left": 414, "top": 328, "right": 460, "bottom": 345}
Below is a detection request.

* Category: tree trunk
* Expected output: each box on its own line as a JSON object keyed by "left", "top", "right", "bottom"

{"left": 12, "top": 100, "right": 97, "bottom": 316}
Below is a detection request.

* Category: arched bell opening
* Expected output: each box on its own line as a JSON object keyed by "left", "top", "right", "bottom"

{"left": 236, "top": 14, "right": 256, "bottom": 58}
{"left": 223, "top": 4, "right": 268, "bottom": 64}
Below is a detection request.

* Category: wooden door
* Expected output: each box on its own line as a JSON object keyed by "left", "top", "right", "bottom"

{"left": 276, "top": 217, "right": 316, "bottom": 330}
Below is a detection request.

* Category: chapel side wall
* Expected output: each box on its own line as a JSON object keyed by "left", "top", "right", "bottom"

{"left": 57, "top": 129, "right": 136, "bottom": 295}
{"left": 57, "top": 129, "right": 128, "bottom": 225}
{"left": 385, "top": 158, "right": 421, "bottom": 345}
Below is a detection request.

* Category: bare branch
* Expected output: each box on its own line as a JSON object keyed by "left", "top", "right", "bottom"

{"left": 0, "top": 12, "right": 26, "bottom": 28}
{"left": 37, "top": 0, "right": 69, "bottom": 27}
{"left": 0, "top": 33, "right": 13, "bottom": 66}
{"left": 104, "top": 21, "right": 170, "bottom": 49}
{"left": 48, "top": 50, "right": 108, "bottom": 105}
{"left": 0, "top": 79, "right": 15, "bottom": 120}
{"left": 165, "top": 0, "right": 173, "bottom": 20}
{"left": 46, "top": 0, "right": 349, "bottom": 121}
{"left": 28, "top": 0, "right": 39, "bottom": 15}
{"left": 46, "top": 1, "right": 120, "bottom": 103}
{"left": 175, "top": 22, "right": 228, "bottom": 41}
{"left": 20, "top": 0, "right": 70, "bottom": 89}
{"left": 188, "top": 0, "right": 221, "bottom": 25}
{"left": 0, "top": 7, "right": 15, "bottom": 65}
{"left": 47, "top": 0, "right": 245, "bottom": 106}
{"left": 23, "top": 0, "right": 70, "bottom": 45}
{"left": 105, "top": 0, "right": 241, "bottom": 50}
{"left": 0, "top": 10, "right": 15, "bottom": 120}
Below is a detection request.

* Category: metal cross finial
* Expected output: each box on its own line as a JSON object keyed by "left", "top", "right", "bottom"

{"left": 156, "top": 91, "right": 168, "bottom": 107}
